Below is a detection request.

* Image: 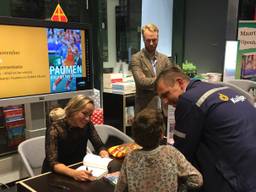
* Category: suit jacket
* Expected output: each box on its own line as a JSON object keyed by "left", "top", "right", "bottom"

{"left": 131, "top": 48, "right": 173, "bottom": 114}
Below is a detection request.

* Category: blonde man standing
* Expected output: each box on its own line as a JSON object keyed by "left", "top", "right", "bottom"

{"left": 131, "top": 24, "right": 175, "bottom": 114}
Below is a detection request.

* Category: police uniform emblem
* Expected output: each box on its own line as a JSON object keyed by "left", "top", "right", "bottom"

{"left": 219, "top": 93, "right": 229, "bottom": 101}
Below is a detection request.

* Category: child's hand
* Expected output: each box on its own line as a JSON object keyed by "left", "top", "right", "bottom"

{"left": 99, "top": 150, "right": 109, "bottom": 158}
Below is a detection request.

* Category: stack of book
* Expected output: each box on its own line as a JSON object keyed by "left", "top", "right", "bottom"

{"left": 112, "top": 82, "right": 135, "bottom": 93}
{"left": 3, "top": 105, "right": 25, "bottom": 147}
{"left": 0, "top": 108, "right": 4, "bottom": 129}
{"left": 103, "top": 73, "right": 123, "bottom": 89}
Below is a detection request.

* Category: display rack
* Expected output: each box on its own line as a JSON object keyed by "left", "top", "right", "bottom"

{"left": 0, "top": 105, "right": 25, "bottom": 156}
{"left": 103, "top": 89, "right": 135, "bottom": 136}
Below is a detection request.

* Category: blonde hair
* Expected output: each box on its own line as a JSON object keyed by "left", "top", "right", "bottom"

{"left": 141, "top": 24, "right": 159, "bottom": 39}
{"left": 64, "top": 95, "right": 94, "bottom": 119}
{"left": 49, "top": 107, "right": 66, "bottom": 122}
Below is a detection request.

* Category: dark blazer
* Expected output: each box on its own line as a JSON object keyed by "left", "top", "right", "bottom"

{"left": 131, "top": 48, "right": 173, "bottom": 114}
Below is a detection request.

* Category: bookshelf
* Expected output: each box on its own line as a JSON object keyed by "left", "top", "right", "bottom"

{"left": 0, "top": 105, "right": 25, "bottom": 156}
{"left": 103, "top": 89, "right": 135, "bottom": 137}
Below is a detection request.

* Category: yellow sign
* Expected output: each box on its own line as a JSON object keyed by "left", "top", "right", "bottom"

{"left": 0, "top": 25, "right": 50, "bottom": 98}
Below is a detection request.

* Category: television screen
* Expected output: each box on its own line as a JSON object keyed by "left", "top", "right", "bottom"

{"left": 0, "top": 18, "right": 93, "bottom": 105}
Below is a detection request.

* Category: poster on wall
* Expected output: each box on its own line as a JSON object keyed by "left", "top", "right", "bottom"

{"left": 236, "top": 21, "right": 256, "bottom": 79}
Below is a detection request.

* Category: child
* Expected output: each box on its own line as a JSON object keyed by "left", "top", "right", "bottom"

{"left": 115, "top": 109, "right": 203, "bottom": 192}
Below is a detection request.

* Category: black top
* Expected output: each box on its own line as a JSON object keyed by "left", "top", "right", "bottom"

{"left": 42, "top": 119, "right": 105, "bottom": 173}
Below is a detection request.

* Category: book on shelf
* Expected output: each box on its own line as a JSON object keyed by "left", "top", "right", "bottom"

{"left": 76, "top": 154, "right": 113, "bottom": 179}
{"left": 125, "top": 106, "right": 134, "bottom": 126}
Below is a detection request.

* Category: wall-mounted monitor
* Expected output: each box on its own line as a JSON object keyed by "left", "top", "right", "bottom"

{"left": 0, "top": 17, "right": 93, "bottom": 106}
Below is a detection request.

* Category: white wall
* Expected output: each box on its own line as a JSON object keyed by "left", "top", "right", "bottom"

{"left": 141, "top": 0, "right": 173, "bottom": 57}
{"left": 104, "top": 0, "right": 173, "bottom": 69}
{"left": 223, "top": 41, "right": 238, "bottom": 81}
{"left": 103, "top": 0, "right": 119, "bottom": 68}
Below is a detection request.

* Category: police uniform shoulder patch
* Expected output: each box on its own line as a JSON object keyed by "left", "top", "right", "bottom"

{"left": 219, "top": 93, "right": 229, "bottom": 101}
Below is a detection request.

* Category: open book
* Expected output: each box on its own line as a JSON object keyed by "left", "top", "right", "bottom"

{"left": 76, "top": 154, "right": 113, "bottom": 179}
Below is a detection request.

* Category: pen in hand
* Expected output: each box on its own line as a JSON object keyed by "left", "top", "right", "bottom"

{"left": 84, "top": 166, "right": 96, "bottom": 181}
{"left": 85, "top": 166, "right": 93, "bottom": 175}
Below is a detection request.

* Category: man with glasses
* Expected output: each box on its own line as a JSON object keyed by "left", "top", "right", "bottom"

{"left": 155, "top": 66, "right": 256, "bottom": 192}
{"left": 131, "top": 23, "right": 174, "bottom": 115}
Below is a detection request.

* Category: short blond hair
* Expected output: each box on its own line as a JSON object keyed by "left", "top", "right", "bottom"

{"left": 64, "top": 95, "right": 94, "bottom": 119}
{"left": 141, "top": 24, "right": 159, "bottom": 38}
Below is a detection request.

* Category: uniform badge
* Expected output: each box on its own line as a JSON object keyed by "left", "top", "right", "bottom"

{"left": 219, "top": 93, "right": 229, "bottom": 101}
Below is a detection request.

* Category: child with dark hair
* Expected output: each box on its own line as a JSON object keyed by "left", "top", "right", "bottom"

{"left": 115, "top": 109, "right": 203, "bottom": 192}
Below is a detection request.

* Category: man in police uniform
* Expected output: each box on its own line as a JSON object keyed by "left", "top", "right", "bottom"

{"left": 155, "top": 66, "right": 256, "bottom": 192}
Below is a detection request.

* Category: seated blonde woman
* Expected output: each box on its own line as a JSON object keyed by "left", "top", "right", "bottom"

{"left": 42, "top": 95, "right": 109, "bottom": 181}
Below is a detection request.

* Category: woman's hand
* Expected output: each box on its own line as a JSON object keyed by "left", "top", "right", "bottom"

{"left": 54, "top": 163, "right": 96, "bottom": 182}
{"left": 72, "top": 169, "right": 96, "bottom": 181}
{"left": 99, "top": 149, "right": 109, "bottom": 158}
